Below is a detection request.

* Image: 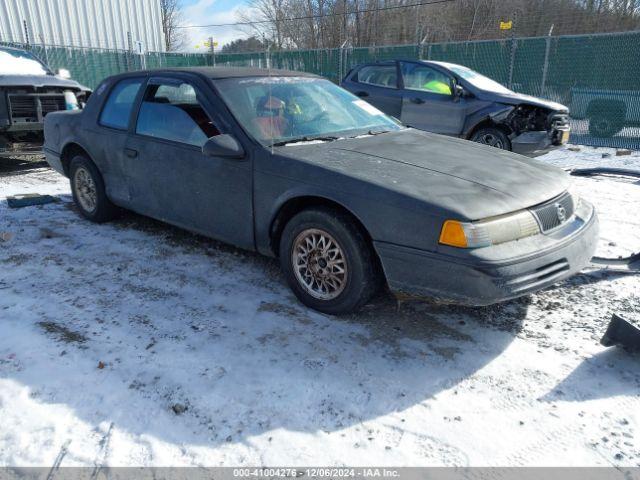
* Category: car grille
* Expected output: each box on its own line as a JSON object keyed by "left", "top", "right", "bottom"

{"left": 8, "top": 94, "right": 67, "bottom": 122}
{"left": 530, "top": 191, "right": 575, "bottom": 232}
{"left": 40, "top": 96, "right": 66, "bottom": 115}
{"left": 8, "top": 95, "right": 38, "bottom": 120}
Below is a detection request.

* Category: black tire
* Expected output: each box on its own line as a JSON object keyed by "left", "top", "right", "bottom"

{"left": 470, "top": 127, "right": 512, "bottom": 151}
{"left": 588, "top": 114, "right": 624, "bottom": 138}
{"left": 279, "top": 207, "right": 380, "bottom": 315}
{"left": 69, "top": 155, "right": 118, "bottom": 223}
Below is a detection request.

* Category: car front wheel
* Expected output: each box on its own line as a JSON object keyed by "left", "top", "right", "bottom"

{"left": 69, "top": 155, "right": 118, "bottom": 223}
{"left": 279, "top": 207, "right": 379, "bottom": 315}
{"left": 470, "top": 127, "right": 511, "bottom": 150}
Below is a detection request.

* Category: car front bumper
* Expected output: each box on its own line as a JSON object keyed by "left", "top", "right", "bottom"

{"left": 374, "top": 199, "right": 599, "bottom": 306}
{"left": 511, "top": 128, "right": 570, "bottom": 157}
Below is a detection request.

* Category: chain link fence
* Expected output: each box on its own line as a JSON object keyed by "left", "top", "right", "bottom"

{"left": 3, "top": 30, "right": 639, "bottom": 149}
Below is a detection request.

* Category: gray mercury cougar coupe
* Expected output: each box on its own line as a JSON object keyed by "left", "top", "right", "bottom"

{"left": 43, "top": 68, "right": 599, "bottom": 315}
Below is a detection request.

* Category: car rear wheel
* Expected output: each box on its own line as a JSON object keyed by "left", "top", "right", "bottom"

{"left": 588, "top": 114, "right": 623, "bottom": 138}
{"left": 69, "top": 155, "right": 118, "bottom": 223}
{"left": 279, "top": 207, "right": 379, "bottom": 315}
{"left": 470, "top": 127, "right": 511, "bottom": 150}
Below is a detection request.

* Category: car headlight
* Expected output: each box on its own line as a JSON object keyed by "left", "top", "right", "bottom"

{"left": 439, "top": 210, "right": 541, "bottom": 248}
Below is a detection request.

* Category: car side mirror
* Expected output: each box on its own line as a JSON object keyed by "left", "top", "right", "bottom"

{"left": 453, "top": 84, "right": 465, "bottom": 100}
{"left": 202, "top": 134, "right": 245, "bottom": 159}
{"left": 57, "top": 68, "right": 71, "bottom": 79}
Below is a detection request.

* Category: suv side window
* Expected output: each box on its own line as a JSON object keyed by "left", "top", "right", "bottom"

{"left": 135, "top": 81, "right": 220, "bottom": 147}
{"left": 401, "top": 62, "right": 452, "bottom": 96}
{"left": 99, "top": 78, "right": 143, "bottom": 130}
{"left": 356, "top": 65, "right": 398, "bottom": 89}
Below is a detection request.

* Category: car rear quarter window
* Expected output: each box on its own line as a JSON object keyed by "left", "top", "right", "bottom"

{"left": 99, "top": 78, "right": 143, "bottom": 130}
{"left": 356, "top": 65, "right": 398, "bottom": 89}
{"left": 135, "top": 81, "right": 220, "bottom": 147}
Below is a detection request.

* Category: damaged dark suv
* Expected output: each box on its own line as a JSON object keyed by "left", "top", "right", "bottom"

{"left": 341, "top": 60, "right": 571, "bottom": 156}
{"left": 1, "top": 46, "right": 90, "bottom": 156}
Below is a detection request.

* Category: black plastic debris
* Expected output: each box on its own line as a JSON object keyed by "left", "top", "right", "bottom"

{"left": 601, "top": 314, "right": 640, "bottom": 352}
{"left": 6, "top": 193, "right": 56, "bottom": 208}
{"left": 592, "top": 252, "right": 640, "bottom": 272}
{"left": 569, "top": 167, "right": 640, "bottom": 179}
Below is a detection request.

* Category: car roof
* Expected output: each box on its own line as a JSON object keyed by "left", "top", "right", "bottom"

{"left": 106, "top": 67, "right": 320, "bottom": 81}
{"left": 357, "top": 59, "right": 465, "bottom": 70}
{"left": 424, "top": 60, "right": 465, "bottom": 70}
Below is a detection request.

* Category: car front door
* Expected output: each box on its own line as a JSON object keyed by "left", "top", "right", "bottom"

{"left": 344, "top": 63, "right": 403, "bottom": 119}
{"left": 399, "top": 62, "right": 467, "bottom": 135}
{"left": 122, "top": 75, "right": 254, "bottom": 250}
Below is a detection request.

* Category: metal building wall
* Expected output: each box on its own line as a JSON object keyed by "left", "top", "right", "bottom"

{"left": 0, "top": 0, "right": 166, "bottom": 52}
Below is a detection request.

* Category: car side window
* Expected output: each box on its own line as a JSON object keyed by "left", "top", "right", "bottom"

{"left": 135, "top": 81, "right": 220, "bottom": 147}
{"left": 99, "top": 78, "right": 143, "bottom": 130}
{"left": 356, "top": 65, "right": 398, "bottom": 89}
{"left": 401, "top": 62, "right": 453, "bottom": 96}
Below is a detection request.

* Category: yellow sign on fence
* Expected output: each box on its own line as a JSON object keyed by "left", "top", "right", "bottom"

{"left": 500, "top": 20, "right": 513, "bottom": 30}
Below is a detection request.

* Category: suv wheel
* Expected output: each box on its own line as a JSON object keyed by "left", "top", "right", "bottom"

{"left": 279, "top": 207, "right": 379, "bottom": 315}
{"left": 69, "top": 155, "right": 118, "bottom": 223}
{"left": 588, "top": 114, "right": 623, "bottom": 138}
{"left": 470, "top": 127, "right": 511, "bottom": 150}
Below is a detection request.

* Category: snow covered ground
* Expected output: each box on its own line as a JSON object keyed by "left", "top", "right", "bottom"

{"left": 0, "top": 146, "right": 639, "bottom": 467}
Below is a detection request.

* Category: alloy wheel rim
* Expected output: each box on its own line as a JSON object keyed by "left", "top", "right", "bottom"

{"left": 74, "top": 167, "right": 97, "bottom": 213}
{"left": 292, "top": 228, "right": 348, "bottom": 300}
{"left": 478, "top": 133, "right": 504, "bottom": 149}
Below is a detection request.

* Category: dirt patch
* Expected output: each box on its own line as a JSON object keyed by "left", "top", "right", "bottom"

{"left": 0, "top": 253, "right": 33, "bottom": 266}
{"left": 258, "top": 301, "right": 314, "bottom": 325}
{"left": 37, "top": 321, "right": 87, "bottom": 344}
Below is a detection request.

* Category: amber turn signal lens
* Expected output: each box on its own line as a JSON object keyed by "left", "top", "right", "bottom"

{"left": 439, "top": 220, "right": 468, "bottom": 248}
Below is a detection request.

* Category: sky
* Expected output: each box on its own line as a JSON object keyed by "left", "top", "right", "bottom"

{"left": 179, "top": 0, "right": 253, "bottom": 52}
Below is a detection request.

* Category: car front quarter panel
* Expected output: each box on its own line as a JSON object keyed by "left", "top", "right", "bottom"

{"left": 462, "top": 104, "right": 515, "bottom": 137}
{"left": 253, "top": 152, "right": 447, "bottom": 256}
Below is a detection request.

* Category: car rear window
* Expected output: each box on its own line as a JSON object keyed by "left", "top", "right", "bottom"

{"left": 356, "top": 65, "right": 398, "bottom": 88}
{"left": 99, "top": 78, "right": 143, "bottom": 130}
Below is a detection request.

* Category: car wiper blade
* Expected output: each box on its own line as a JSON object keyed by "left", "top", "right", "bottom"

{"left": 367, "top": 129, "right": 391, "bottom": 135}
{"left": 345, "top": 129, "right": 391, "bottom": 139}
{"left": 269, "top": 136, "right": 339, "bottom": 147}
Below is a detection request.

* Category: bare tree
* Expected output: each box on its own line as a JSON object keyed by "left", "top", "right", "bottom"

{"left": 160, "top": 0, "right": 187, "bottom": 51}
{"left": 236, "top": 0, "right": 640, "bottom": 50}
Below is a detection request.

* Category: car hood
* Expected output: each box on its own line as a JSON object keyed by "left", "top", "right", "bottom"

{"left": 483, "top": 90, "right": 568, "bottom": 112}
{"left": 0, "top": 74, "right": 88, "bottom": 91}
{"left": 279, "top": 129, "right": 570, "bottom": 220}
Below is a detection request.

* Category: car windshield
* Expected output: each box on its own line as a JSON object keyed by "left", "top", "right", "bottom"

{"left": 0, "top": 48, "right": 51, "bottom": 76}
{"left": 444, "top": 63, "right": 513, "bottom": 94}
{"left": 215, "top": 76, "right": 402, "bottom": 146}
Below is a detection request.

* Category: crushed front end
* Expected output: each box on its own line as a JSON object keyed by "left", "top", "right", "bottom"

{"left": 1, "top": 86, "right": 87, "bottom": 157}
{"left": 508, "top": 106, "right": 571, "bottom": 156}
